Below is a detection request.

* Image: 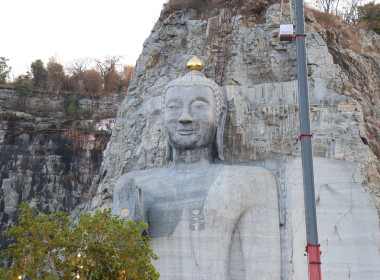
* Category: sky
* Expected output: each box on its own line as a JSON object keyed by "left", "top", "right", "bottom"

{"left": 2, "top": 0, "right": 379, "bottom": 79}
{"left": 1, "top": 0, "right": 168, "bottom": 79}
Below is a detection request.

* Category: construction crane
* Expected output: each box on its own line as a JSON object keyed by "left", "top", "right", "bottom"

{"left": 294, "top": 0, "right": 322, "bottom": 279}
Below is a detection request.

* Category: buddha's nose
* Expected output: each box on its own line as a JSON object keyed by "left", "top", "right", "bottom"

{"left": 178, "top": 109, "right": 193, "bottom": 123}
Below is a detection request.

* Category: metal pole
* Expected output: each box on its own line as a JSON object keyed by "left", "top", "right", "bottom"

{"left": 294, "top": 0, "right": 322, "bottom": 279}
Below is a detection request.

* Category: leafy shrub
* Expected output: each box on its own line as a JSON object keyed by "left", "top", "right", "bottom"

{"left": 62, "top": 94, "right": 80, "bottom": 120}
{"left": 13, "top": 75, "right": 32, "bottom": 95}
{"left": 30, "top": 59, "right": 48, "bottom": 91}
{"left": 0, "top": 57, "right": 12, "bottom": 84}
{"left": 358, "top": 1, "right": 380, "bottom": 34}
{"left": 40, "top": 107, "right": 49, "bottom": 118}
{"left": 0, "top": 203, "right": 159, "bottom": 280}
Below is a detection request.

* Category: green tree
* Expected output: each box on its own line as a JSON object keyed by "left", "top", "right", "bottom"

{"left": 62, "top": 94, "right": 79, "bottom": 120}
{"left": 71, "top": 209, "right": 159, "bottom": 280}
{"left": 76, "top": 79, "right": 85, "bottom": 95}
{"left": 0, "top": 57, "right": 12, "bottom": 84}
{"left": 13, "top": 74, "right": 33, "bottom": 108}
{"left": 30, "top": 59, "right": 48, "bottom": 91}
{"left": 358, "top": 1, "right": 380, "bottom": 34}
{"left": 13, "top": 74, "right": 32, "bottom": 95}
{"left": 0, "top": 203, "right": 74, "bottom": 279}
{"left": 0, "top": 203, "right": 159, "bottom": 280}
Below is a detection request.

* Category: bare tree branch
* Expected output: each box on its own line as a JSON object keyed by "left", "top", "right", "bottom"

{"left": 68, "top": 58, "right": 91, "bottom": 80}
{"left": 95, "top": 56, "right": 122, "bottom": 94}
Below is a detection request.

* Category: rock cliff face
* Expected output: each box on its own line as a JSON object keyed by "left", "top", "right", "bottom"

{"left": 0, "top": 88, "right": 121, "bottom": 249}
{"left": 83, "top": 3, "right": 380, "bottom": 279}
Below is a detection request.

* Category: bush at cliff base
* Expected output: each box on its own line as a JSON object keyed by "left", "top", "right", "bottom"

{"left": 0, "top": 203, "right": 159, "bottom": 280}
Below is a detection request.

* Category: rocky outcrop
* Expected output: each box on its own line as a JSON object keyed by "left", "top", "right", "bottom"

{"left": 321, "top": 27, "right": 380, "bottom": 210}
{"left": 0, "top": 88, "right": 122, "bottom": 249}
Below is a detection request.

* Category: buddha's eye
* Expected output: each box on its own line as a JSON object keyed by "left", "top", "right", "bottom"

{"left": 191, "top": 100, "right": 209, "bottom": 108}
{"left": 166, "top": 102, "right": 181, "bottom": 109}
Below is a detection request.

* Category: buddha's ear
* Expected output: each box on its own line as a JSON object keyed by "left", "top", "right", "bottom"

{"left": 165, "top": 136, "right": 173, "bottom": 161}
{"left": 215, "top": 104, "right": 227, "bottom": 161}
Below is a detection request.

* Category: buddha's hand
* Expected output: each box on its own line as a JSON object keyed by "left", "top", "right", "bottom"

{"left": 113, "top": 177, "right": 146, "bottom": 225}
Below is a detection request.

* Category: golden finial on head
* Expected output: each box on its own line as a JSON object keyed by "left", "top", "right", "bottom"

{"left": 187, "top": 56, "right": 204, "bottom": 71}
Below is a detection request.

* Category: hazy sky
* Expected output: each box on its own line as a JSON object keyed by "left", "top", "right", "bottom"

{"left": 2, "top": 0, "right": 379, "bottom": 79}
{"left": 1, "top": 0, "right": 167, "bottom": 78}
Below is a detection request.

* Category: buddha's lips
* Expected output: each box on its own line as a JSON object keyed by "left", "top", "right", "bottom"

{"left": 177, "top": 129, "right": 195, "bottom": 135}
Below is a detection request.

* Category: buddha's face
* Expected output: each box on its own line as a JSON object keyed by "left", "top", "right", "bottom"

{"left": 164, "top": 85, "right": 218, "bottom": 151}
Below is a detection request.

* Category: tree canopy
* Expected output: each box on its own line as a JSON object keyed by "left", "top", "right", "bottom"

{"left": 0, "top": 57, "right": 12, "bottom": 84}
{"left": 0, "top": 203, "right": 159, "bottom": 280}
{"left": 30, "top": 59, "right": 48, "bottom": 91}
{"left": 358, "top": 1, "right": 380, "bottom": 34}
{"left": 9, "top": 56, "right": 134, "bottom": 95}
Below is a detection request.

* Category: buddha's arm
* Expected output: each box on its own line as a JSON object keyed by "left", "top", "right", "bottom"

{"left": 238, "top": 208, "right": 280, "bottom": 279}
{"left": 238, "top": 171, "right": 281, "bottom": 279}
{"left": 112, "top": 175, "right": 147, "bottom": 225}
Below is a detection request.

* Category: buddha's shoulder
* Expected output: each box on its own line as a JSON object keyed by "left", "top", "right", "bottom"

{"left": 219, "top": 165, "right": 274, "bottom": 176}
{"left": 218, "top": 165, "right": 276, "bottom": 186}
{"left": 206, "top": 165, "right": 277, "bottom": 207}
{"left": 115, "top": 167, "right": 171, "bottom": 186}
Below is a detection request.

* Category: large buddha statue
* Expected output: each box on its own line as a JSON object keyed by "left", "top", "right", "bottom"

{"left": 112, "top": 57, "right": 280, "bottom": 279}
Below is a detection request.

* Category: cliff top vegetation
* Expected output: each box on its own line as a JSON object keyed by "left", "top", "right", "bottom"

{"left": 0, "top": 56, "right": 135, "bottom": 96}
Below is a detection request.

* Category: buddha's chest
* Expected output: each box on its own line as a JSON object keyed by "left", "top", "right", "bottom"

{"left": 144, "top": 178, "right": 212, "bottom": 237}
{"left": 141, "top": 166, "right": 250, "bottom": 238}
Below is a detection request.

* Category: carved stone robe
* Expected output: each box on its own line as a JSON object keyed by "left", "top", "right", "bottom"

{"left": 113, "top": 165, "right": 280, "bottom": 279}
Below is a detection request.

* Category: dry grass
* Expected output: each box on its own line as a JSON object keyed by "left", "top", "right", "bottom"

{"left": 63, "top": 173, "right": 76, "bottom": 181}
{"left": 164, "top": 0, "right": 277, "bottom": 12}
{"left": 312, "top": 9, "right": 340, "bottom": 28}
{"left": 164, "top": 0, "right": 221, "bottom": 10}
{"left": 240, "top": 0, "right": 280, "bottom": 23}
{"left": 0, "top": 84, "right": 14, "bottom": 89}
{"left": 163, "top": 0, "right": 280, "bottom": 23}
{"left": 341, "top": 28, "right": 361, "bottom": 53}
{"left": 311, "top": 9, "right": 362, "bottom": 53}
